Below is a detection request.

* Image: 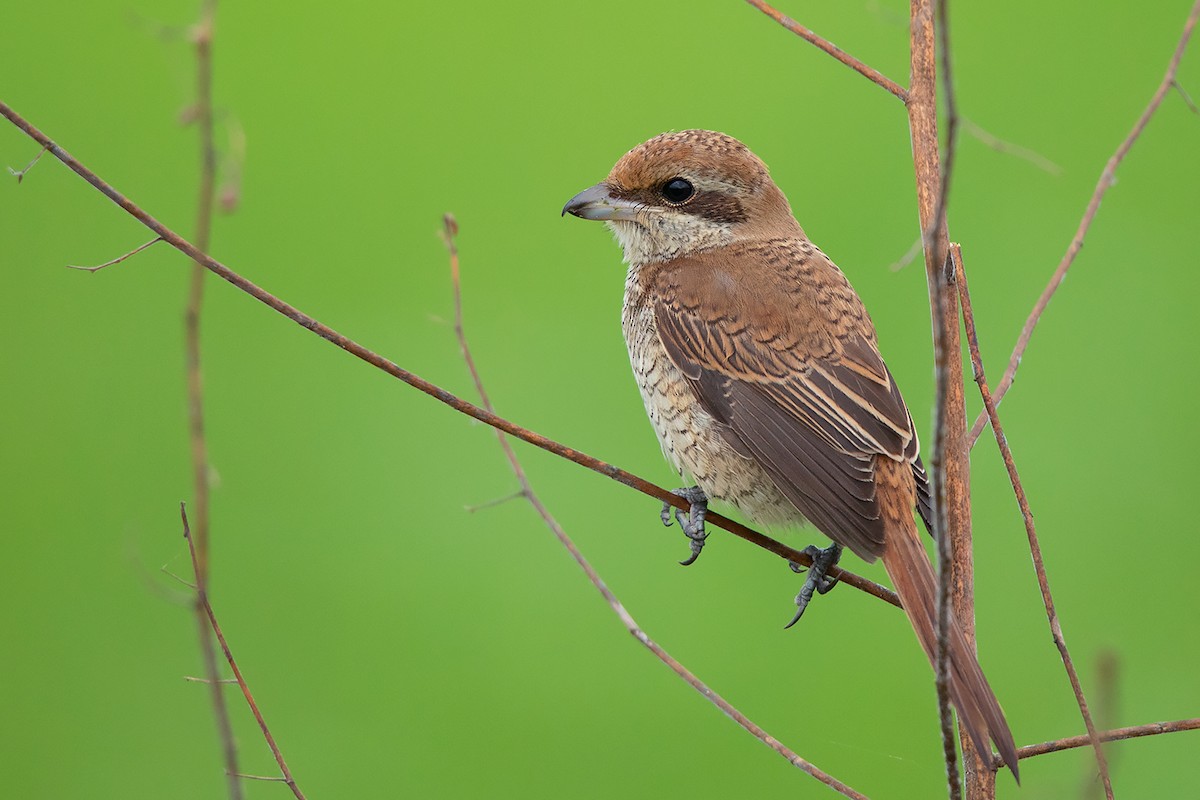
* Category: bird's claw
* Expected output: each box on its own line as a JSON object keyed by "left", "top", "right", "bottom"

{"left": 661, "top": 486, "right": 709, "bottom": 566}
{"left": 784, "top": 543, "right": 843, "bottom": 628}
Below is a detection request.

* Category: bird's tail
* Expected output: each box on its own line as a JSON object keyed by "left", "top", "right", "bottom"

{"left": 876, "top": 458, "right": 1020, "bottom": 781}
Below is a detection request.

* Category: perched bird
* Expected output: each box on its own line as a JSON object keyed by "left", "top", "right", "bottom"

{"left": 562, "top": 129, "right": 1018, "bottom": 778}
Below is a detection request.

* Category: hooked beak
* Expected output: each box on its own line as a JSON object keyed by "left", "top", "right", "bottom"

{"left": 561, "top": 183, "right": 640, "bottom": 221}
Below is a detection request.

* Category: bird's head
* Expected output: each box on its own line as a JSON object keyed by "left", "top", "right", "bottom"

{"left": 563, "top": 130, "right": 803, "bottom": 265}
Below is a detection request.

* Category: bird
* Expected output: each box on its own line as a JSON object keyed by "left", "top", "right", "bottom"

{"left": 562, "top": 129, "right": 1019, "bottom": 778}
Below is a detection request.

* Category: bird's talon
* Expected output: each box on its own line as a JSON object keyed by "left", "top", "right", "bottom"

{"left": 784, "top": 542, "right": 843, "bottom": 627}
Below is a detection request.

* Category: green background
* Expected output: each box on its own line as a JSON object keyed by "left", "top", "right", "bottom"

{"left": 2, "top": 1, "right": 1198, "bottom": 797}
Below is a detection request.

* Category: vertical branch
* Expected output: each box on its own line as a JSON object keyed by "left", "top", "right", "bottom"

{"left": 185, "top": 2, "right": 239, "bottom": 795}
{"left": 187, "top": 0, "right": 217, "bottom": 581}
{"left": 906, "top": 1, "right": 971, "bottom": 796}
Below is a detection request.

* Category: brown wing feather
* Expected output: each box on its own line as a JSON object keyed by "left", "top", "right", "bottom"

{"left": 651, "top": 239, "right": 920, "bottom": 561}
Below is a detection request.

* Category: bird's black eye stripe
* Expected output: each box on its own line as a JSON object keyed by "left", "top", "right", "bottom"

{"left": 661, "top": 177, "right": 694, "bottom": 204}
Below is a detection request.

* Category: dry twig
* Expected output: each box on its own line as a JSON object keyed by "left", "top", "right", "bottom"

{"left": 181, "top": 505, "right": 307, "bottom": 800}
{"left": 968, "top": 0, "right": 1200, "bottom": 447}
{"left": 443, "top": 216, "right": 869, "bottom": 799}
{"left": 744, "top": 0, "right": 908, "bottom": 100}
{"left": 65, "top": 237, "right": 163, "bottom": 272}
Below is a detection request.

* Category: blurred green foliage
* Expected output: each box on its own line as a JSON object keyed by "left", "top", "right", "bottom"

{"left": 2, "top": 1, "right": 1198, "bottom": 798}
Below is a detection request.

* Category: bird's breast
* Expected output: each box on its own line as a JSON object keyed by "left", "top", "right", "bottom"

{"left": 622, "top": 265, "right": 804, "bottom": 530}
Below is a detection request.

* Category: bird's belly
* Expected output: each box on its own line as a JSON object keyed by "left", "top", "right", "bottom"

{"left": 622, "top": 300, "right": 805, "bottom": 531}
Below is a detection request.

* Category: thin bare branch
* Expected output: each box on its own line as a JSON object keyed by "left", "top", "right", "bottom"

{"left": 953, "top": 244, "right": 1112, "bottom": 796}
{"left": 996, "top": 718, "right": 1200, "bottom": 767}
{"left": 8, "top": 142, "right": 48, "bottom": 182}
{"left": 888, "top": 235, "right": 923, "bottom": 272}
{"left": 65, "top": 236, "right": 163, "bottom": 273}
{"left": 968, "top": 0, "right": 1200, "bottom": 447}
{"left": 0, "top": 98, "right": 900, "bottom": 610}
{"left": 1174, "top": 79, "right": 1199, "bottom": 113}
{"left": 444, "top": 217, "right": 869, "bottom": 800}
{"left": 181, "top": 504, "right": 307, "bottom": 800}
{"left": 744, "top": 0, "right": 909, "bottom": 100}
{"left": 961, "top": 119, "right": 1063, "bottom": 176}
{"left": 464, "top": 489, "right": 527, "bottom": 513}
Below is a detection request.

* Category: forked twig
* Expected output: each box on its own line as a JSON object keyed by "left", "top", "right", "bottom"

{"left": 7, "top": 142, "right": 48, "bottom": 182}
{"left": 444, "top": 216, "right": 869, "bottom": 800}
{"left": 968, "top": 0, "right": 1200, "bottom": 447}
{"left": 181, "top": 504, "right": 307, "bottom": 800}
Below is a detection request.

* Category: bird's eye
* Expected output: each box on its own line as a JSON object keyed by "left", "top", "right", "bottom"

{"left": 661, "top": 178, "right": 694, "bottom": 204}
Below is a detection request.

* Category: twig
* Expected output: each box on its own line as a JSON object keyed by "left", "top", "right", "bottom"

{"left": 961, "top": 119, "right": 1063, "bottom": 176}
{"left": 1174, "top": 80, "right": 1199, "bottom": 113}
{"left": 7, "top": 142, "right": 48, "bottom": 182}
{"left": 443, "top": 217, "right": 869, "bottom": 800}
{"left": 968, "top": 0, "right": 1200, "bottom": 448}
{"left": 181, "top": 504, "right": 307, "bottom": 800}
{"left": 952, "top": 244, "right": 1112, "bottom": 796}
{"left": 888, "top": 235, "right": 923, "bottom": 272}
{"left": 65, "top": 236, "right": 163, "bottom": 272}
{"left": 181, "top": 3, "right": 240, "bottom": 796}
{"left": 0, "top": 98, "right": 901, "bottom": 610}
{"left": 996, "top": 718, "right": 1200, "bottom": 767}
{"left": 744, "top": 0, "right": 909, "bottom": 101}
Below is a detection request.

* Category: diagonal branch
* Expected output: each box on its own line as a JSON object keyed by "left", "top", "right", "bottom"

{"left": 745, "top": 0, "right": 909, "bottom": 100}
{"left": 0, "top": 99, "right": 899, "bottom": 611}
{"left": 181, "top": 505, "right": 307, "bottom": 800}
{"left": 968, "top": 0, "right": 1200, "bottom": 448}
{"left": 444, "top": 216, "right": 869, "bottom": 800}
{"left": 953, "top": 244, "right": 1112, "bottom": 796}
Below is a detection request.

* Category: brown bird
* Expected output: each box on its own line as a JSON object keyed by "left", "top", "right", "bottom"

{"left": 563, "top": 129, "right": 1018, "bottom": 778}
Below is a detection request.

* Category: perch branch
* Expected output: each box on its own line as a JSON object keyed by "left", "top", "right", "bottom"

{"left": 0, "top": 98, "right": 899, "bottom": 609}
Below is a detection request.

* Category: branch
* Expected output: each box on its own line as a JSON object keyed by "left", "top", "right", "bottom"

{"left": 745, "top": 0, "right": 909, "bottom": 100}
{"left": 952, "top": 244, "right": 1112, "bottom": 796}
{"left": 967, "top": 0, "right": 1200, "bottom": 447}
{"left": 444, "top": 216, "right": 869, "bottom": 800}
{"left": 996, "top": 718, "right": 1200, "bottom": 768}
{"left": 908, "top": 1, "right": 967, "bottom": 795}
{"left": 180, "top": 3, "right": 240, "bottom": 795}
{"left": 0, "top": 99, "right": 902, "bottom": 610}
{"left": 181, "top": 505, "right": 307, "bottom": 800}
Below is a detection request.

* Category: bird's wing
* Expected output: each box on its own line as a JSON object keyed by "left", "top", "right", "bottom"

{"left": 650, "top": 239, "right": 923, "bottom": 561}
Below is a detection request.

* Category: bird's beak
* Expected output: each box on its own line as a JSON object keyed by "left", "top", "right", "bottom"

{"left": 562, "top": 183, "right": 640, "bottom": 221}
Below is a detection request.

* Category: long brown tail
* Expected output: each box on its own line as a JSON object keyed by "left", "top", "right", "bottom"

{"left": 876, "top": 458, "right": 1020, "bottom": 780}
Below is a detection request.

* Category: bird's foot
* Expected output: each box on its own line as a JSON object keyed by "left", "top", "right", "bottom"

{"left": 784, "top": 542, "right": 844, "bottom": 628}
{"left": 660, "top": 485, "right": 709, "bottom": 566}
